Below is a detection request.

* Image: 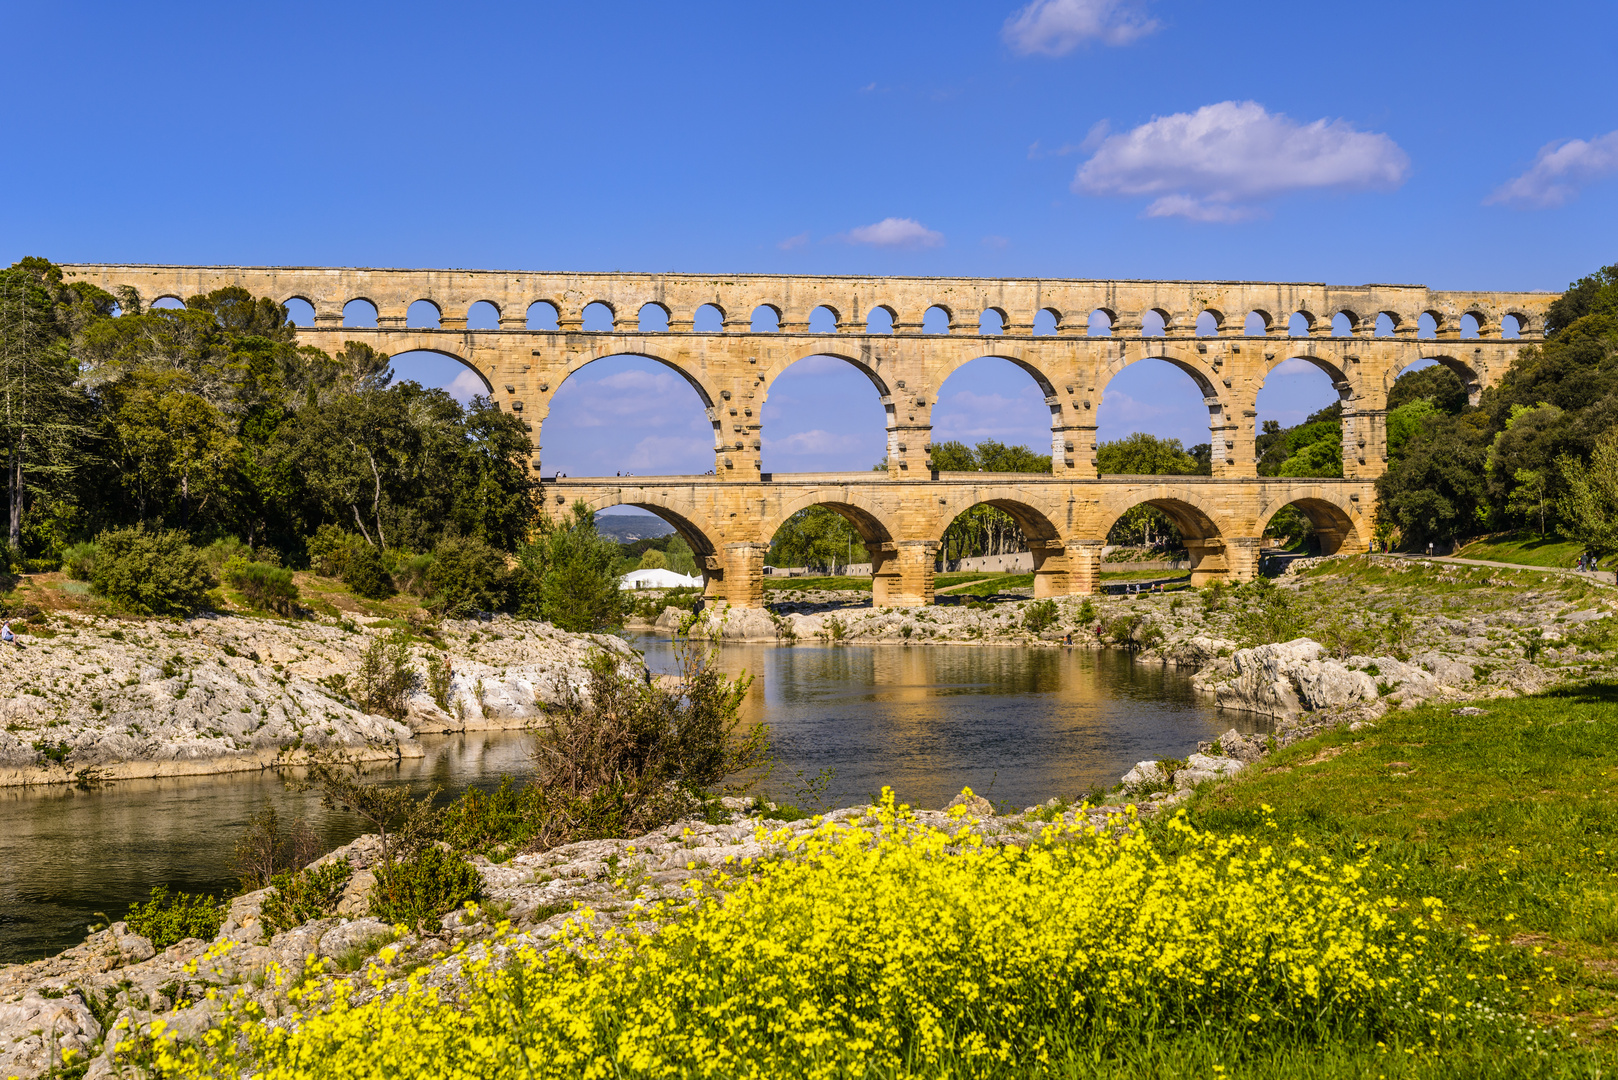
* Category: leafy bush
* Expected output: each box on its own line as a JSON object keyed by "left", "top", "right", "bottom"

{"left": 308, "top": 524, "right": 358, "bottom": 578}
{"left": 427, "top": 534, "right": 508, "bottom": 616}
{"left": 1076, "top": 597, "right": 1095, "bottom": 625}
{"left": 1232, "top": 577, "right": 1302, "bottom": 646}
{"left": 342, "top": 541, "right": 394, "bottom": 600}
{"left": 527, "top": 643, "right": 765, "bottom": 845}
{"left": 261, "top": 861, "right": 354, "bottom": 936}
{"left": 368, "top": 844, "right": 482, "bottom": 927}
{"left": 125, "top": 885, "right": 224, "bottom": 948}
{"left": 440, "top": 778, "right": 545, "bottom": 861}
{"left": 424, "top": 651, "right": 453, "bottom": 711}
{"left": 535, "top": 502, "right": 624, "bottom": 632}
{"left": 627, "top": 585, "right": 703, "bottom": 621}
{"left": 350, "top": 633, "right": 419, "bottom": 720}
{"left": 390, "top": 552, "right": 435, "bottom": 597}
{"left": 1022, "top": 599, "right": 1059, "bottom": 633}
{"left": 61, "top": 541, "right": 97, "bottom": 582}
{"left": 1200, "top": 579, "right": 1226, "bottom": 614}
{"left": 90, "top": 528, "right": 213, "bottom": 616}
{"left": 223, "top": 558, "right": 299, "bottom": 615}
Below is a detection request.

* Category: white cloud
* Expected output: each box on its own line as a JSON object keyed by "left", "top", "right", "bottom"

{"left": 763, "top": 429, "right": 864, "bottom": 455}
{"left": 445, "top": 368, "right": 491, "bottom": 403}
{"left": 777, "top": 231, "right": 810, "bottom": 250}
{"left": 1074, "top": 101, "right": 1409, "bottom": 222}
{"left": 1002, "top": 0, "right": 1158, "bottom": 55}
{"left": 1488, "top": 131, "right": 1618, "bottom": 208}
{"left": 843, "top": 217, "right": 944, "bottom": 248}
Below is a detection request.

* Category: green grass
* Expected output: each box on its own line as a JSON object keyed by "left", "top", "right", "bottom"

{"left": 945, "top": 573, "right": 1035, "bottom": 596}
{"left": 763, "top": 574, "right": 873, "bottom": 592}
{"left": 1455, "top": 533, "right": 1598, "bottom": 569}
{"left": 1183, "top": 681, "right": 1618, "bottom": 1047}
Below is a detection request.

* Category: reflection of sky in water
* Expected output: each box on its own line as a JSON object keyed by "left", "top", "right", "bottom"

{"left": 633, "top": 637, "right": 1264, "bottom": 812}
{"left": 0, "top": 641, "right": 1264, "bottom": 961}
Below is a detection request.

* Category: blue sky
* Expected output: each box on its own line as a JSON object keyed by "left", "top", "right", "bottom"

{"left": 5, "top": 0, "right": 1615, "bottom": 478}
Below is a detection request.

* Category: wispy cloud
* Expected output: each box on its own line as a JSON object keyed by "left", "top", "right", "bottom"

{"left": 777, "top": 231, "right": 810, "bottom": 250}
{"left": 843, "top": 217, "right": 944, "bottom": 248}
{"left": 1074, "top": 101, "right": 1409, "bottom": 222}
{"left": 1488, "top": 130, "right": 1618, "bottom": 208}
{"left": 981, "top": 234, "right": 1010, "bottom": 249}
{"left": 1003, "top": 0, "right": 1159, "bottom": 56}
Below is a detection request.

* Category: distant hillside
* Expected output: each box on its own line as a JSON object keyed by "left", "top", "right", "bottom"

{"left": 595, "top": 512, "right": 675, "bottom": 542}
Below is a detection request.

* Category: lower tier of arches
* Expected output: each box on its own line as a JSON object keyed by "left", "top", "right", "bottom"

{"left": 543, "top": 476, "right": 1374, "bottom": 608}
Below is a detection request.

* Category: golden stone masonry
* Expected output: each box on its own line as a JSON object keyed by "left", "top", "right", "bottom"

{"left": 61, "top": 264, "right": 1556, "bottom": 608}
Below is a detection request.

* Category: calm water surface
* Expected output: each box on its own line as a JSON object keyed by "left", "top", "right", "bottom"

{"left": 0, "top": 638, "right": 1260, "bottom": 962}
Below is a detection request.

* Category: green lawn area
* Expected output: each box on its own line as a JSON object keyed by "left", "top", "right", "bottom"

{"left": 1456, "top": 532, "right": 1613, "bottom": 570}
{"left": 1100, "top": 569, "right": 1191, "bottom": 583}
{"left": 1183, "top": 682, "right": 1618, "bottom": 1050}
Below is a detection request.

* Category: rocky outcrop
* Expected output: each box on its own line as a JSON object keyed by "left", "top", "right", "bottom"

{"left": 0, "top": 613, "right": 633, "bottom": 787}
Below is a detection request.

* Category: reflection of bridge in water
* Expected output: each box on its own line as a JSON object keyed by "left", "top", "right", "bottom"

{"left": 63, "top": 264, "right": 1556, "bottom": 607}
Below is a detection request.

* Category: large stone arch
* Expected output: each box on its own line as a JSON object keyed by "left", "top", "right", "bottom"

{"left": 1255, "top": 489, "right": 1365, "bottom": 556}
{"left": 556, "top": 489, "right": 725, "bottom": 593}
{"left": 1255, "top": 350, "right": 1358, "bottom": 478}
{"left": 1387, "top": 353, "right": 1484, "bottom": 407}
{"left": 763, "top": 346, "right": 893, "bottom": 398}
{"left": 1097, "top": 351, "right": 1233, "bottom": 469}
{"left": 1093, "top": 486, "right": 1241, "bottom": 586}
{"left": 385, "top": 345, "right": 495, "bottom": 395}
{"left": 757, "top": 487, "right": 914, "bottom": 605}
{"left": 538, "top": 348, "right": 726, "bottom": 475}
{"left": 756, "top": 488, "right": 899, "bottom": 549}
{"left": 931, "top": 487, "right": 1071, "bottom": 598}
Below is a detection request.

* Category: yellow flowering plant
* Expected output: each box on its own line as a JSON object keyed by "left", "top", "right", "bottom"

{"left": 142, "top": 791, "right": 1547, "bottom": 1079}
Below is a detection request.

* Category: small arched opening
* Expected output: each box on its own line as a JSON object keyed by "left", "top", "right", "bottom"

{"left": 866, "top": 306, "right": 895, "bottom": 334}
{"left": 1375, "top": 313, "right": 1398, "bottom": 338}
{"left": 151, "top": 296, "right": 186, "bottom": 311}
{"left": 1243, "top": 311, "right": 1271, "bottom": 336}
{"left": 1287, "top": 312, "right": 1314, "bottom": 337}
{"left": 808, "top": 305, "right": 838, "bottom": 334}
{"left": 1141, "top": 310, "right": 1167, "bottom": 337}
{"left": 582, "top": 302, "right": 616, "bottom": 332}
{"left": 466, "top": 301, "right": 500, "bottom": 330}
{"left": 284, "top": 298, "right": 315, "bottom": 327}
{"left": 1033, "top": 308, "right": 1059, "bottom": 336}
{"left": 342, "top": 299, "right": 378, "bottom": 328}
{"left": 1501, "top": 314, "right": 1524, "bottom": 340}
{"left": 922, "top": 305, "right": 951, "bottom": 334}
{"left": 1196, "top": 311, "right": 1221, "bottom": 337}
{"left": 1331, "top": 312, "right": 1356, "bottom": 337}
{"left": 1088, "top": 309, "right": 1115, "bottom": 337}
{"left": 979, "top": 309, "right": 1006, "bottom": 335}
{"left": 527, "top": 301, "right": 559, "bottom": 331}
{"left": 751, "top": 305, "right": 781, "bottom": 333}
{"left": 1417, "top": 313, "right": 1438, "bottom": 340}
{"left": 692, "top": 304, "right": 725, "bottom": 333}
{"left": 637, "top": 303, "right": 670, "bottom": 333}
{"left": 407, "top": 300, "right": 441, "bottom": 329}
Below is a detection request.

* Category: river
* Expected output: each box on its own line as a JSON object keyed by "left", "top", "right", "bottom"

{"left": 0, "top": 638, "right": 1262, "bottom": 963}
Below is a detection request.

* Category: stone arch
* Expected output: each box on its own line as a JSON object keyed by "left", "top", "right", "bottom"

{"left": 758, "top": 349, "right": 894, "bottom": 473}
{"left": 1197, "top": 309, "right": 1225, "bottom": 336}
{"left": 1388, "top": 353, "right": 1483, "bottom": 406}
{"left": 807, "top": 304, "right": 840, "bottom": 334}
{"left": 407, "top": 299, "right": 441, "bottom": 329}
{"left": 635, "top": 302, "right": 670, "bottom": 332}
{"left": 866, "top": 305, "right": 896, "bottom": 334}
{"left": 1097, "top": 351, "right": 1230, "bottom": 468}
{"left": 932, "top": 490, "right": 1069, "bottom": 598}
{"left": 1288, "top": 310, "right": 1318, "bottom": 336}
{"left": 558, "top": 491, "right": 721, "bottom": 584}
{"left": 979, "top": 308, "right": 1007, "bottom": 335}
{"left": 768, "top": 348, "right": 893, "bottom": 399}
{"left": 760, "top": 491, "right": 910, "bottom": 604}
{"left": 922, "top": 305, "right": 952, "bottom": 334}
{"left": 1035, "top": 306, "right": 1062, "bottom": 335}
{"left": 1243, "top": 310, "right": 1274, "bottom": 336}
{"left": 1256, "top": 492, "right": 1363, "bottom": 556}
{"left": 342, "top": 298, "right": 379, "bottom": 327}
{"left": 692, "top": 303, "right": 726, "bottom": 332}
{"left": 750, "top": 304, "right": 781, "bottom": 332}
{"left": 1095, "top": 490, "right": 1238, "bottom": 585}
{"left": 537, "top": 349, "right": 725, "bottom": 476}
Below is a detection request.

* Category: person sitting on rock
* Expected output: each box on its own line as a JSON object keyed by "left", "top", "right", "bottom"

{"left": 1, "top": 620, "right": 17, "bottom": 647}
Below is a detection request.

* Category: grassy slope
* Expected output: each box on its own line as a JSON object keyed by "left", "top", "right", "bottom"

{"left": 1184, "top": 683, "right": 1618, "bottom": 1050}
{"left": 1458, "top": 533, "right": 1591, "bottom": 569}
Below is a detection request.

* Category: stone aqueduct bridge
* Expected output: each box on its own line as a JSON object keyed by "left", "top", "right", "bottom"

{"left": 63, "top": 265, "right": 1555, "bottom": 608}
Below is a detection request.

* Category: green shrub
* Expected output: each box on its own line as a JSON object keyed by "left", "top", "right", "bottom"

{"left": 91, "top": 528, "right": 213, "bottom": 616}
{"left": 309, "top": 524, "right": 358, "bottom": 578}
{"left": 1076, "top": 597, "right": 1096, "bottom": 624}
{"left": 1232, "top": 577, "right": 1301, "bottom": 646}
{"left": 390, "top": 552, "right": 435, "bottom": 597}
{"left": 536, "top": 502, "right": 625, "bottom": 632}
{"left": 627, "top": 586, "right": 703, "bottom": 621}
{"left": 350, "top": 633, "right": 419, "bottom": 720}
{"left": 223, "top": 558, "right": 299, "bottom": 615}
{"left": 427, "top": 534, "right": 508, "bottom": 616}
{"left": 199, "top": 536, "right": 248, "bottom": 574}
{"left": 125, "top": 885, "right": 224, "bottom": 948}
{"left": 260, "top": 861, "right": 354, "bottom": 936}
{"left": 369, "top": 844, "right": 483, "bottom": 927}
{"left": 343, "top": 541, "right": 395, "bottom": 600}
{"left": 440, "top": 777, "right": 546, "bottom": 861}
{"left": 425, "top": 652, "right": 453, "bottom": 711}
{"left": 61, "top": 541, "right": 97, "bottom": 582}
{"left": 1022, "top": 599, "right": 1059, "bottom": 634}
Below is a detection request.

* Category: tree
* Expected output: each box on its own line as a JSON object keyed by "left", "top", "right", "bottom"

{"left": 1096, "top": 432, "right": 1199, "bottom": 476}
{"left": 0, "top": 260, "right": 104, "bottom": 552}
{"left": 638, "top": 548, "right": 668, "bottom": 570}
{"left": 1374, "top": 412, "right": 1492, "bottom": 548}
{"left": 1506, "top": 468, "right": 1549, "bottom": 537}
{"left": 1556, "top": 429, "right": 1618, "bottom": 567}
{"left": 539, "top": 501, "right": 625, "bottom": 632}
{"left": 768, "top": 506, "right": 867, "bottom": 572}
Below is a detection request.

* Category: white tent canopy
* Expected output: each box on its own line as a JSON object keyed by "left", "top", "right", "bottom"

{"left": 619, "top": 567, "right": 704, "bottom": 590}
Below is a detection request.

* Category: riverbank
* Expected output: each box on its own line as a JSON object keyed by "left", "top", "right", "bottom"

{"left": 0, "top": 610, "right": 630, "bottom": 787}
{"left": 7, "top": 679, "right": 1618, "bottom": 1076}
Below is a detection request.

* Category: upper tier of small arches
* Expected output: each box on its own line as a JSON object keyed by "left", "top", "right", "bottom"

{"left": 290, "top": 296, "right": 1538, "bottom": 340}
